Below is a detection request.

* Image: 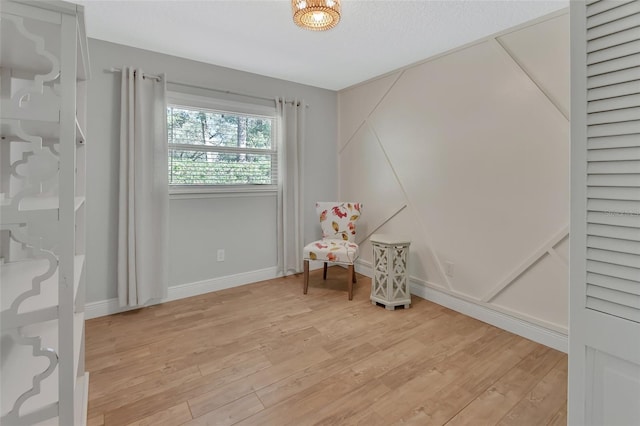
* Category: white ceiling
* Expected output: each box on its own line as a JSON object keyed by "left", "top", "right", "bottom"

{"left": 81, "top": 0, "right": 568, "bottom": 91}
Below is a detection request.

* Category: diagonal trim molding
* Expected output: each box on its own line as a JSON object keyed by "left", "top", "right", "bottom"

{"left": 358, "top": 204, "right": 407, "bottom": 244}
{"left": 482, "top": 226, "right": 569, "bottom": 302}
{"left": 494, "top": 37, "right": 570, "bottom": 121}
{"left": 368, "top": 122, "right": 454, "bottom": 291}
{"left": 339, "top": 70, "right": 405, "bottom": 154}
{"left": 547, "top": 245, "right": 569, "bottom": 268}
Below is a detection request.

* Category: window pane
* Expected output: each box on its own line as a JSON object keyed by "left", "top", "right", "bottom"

{"left": 167, "top": 102, "right": 276, "bottom": 189}
{"left": 167, "top": 106, "right": 272, "bottom": 150}
{"left": 169, "top": 149, "right": 274, "bottom": 185}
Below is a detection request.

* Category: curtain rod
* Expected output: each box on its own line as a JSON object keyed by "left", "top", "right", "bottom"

{"left": 107, "top": 67, "right": 306, "bottom": 107}
{"left": 109, "top": 67, "right": 163, "bottom": 81}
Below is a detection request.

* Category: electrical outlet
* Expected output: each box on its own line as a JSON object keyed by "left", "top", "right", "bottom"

{"left": 217, "top": 249, "right": 225, "bottom": 262}
{"left": 445, "top": 261, "right": 454, "bottom": 277}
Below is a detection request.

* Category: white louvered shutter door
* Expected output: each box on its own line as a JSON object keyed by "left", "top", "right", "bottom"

{"left": 586, "top": 0, "right": 640, "bottom": 322}
{"left": 569, "top": 1, "right": 640, "bottom": 425}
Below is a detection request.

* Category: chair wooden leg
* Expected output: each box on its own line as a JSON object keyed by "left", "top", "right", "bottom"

{"left": 347, "top": 264, "right": 354, "bottom": 300}
{"left": 303, "top": 260, "right": 309, "bottom": 295}
{"left": 323, "top": 262, "right": 328, "bottom": 280}
{"left": 352, "top": 264, "right": 357, "bottom": 283}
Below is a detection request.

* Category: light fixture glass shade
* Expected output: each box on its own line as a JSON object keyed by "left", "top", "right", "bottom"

{"left": 292, "top": 0, "right": 341, "bottom": 31}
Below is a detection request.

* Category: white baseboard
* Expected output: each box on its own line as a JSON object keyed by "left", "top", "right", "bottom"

{"left": 166, "top": 266, "right": 279, "bottom": 302}
{"left": 84, "top": 298, "right": 123, "bottom": 320}
{"left": 86, "top": 261, "right": 568, "bottom": 353}
{"left": 355, "top": 260, "right": 568, "bottom": 353}
{"left": 85, "top": 266, "right": 279, "bottom": 320}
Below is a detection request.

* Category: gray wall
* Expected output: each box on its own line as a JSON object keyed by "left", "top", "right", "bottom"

{"left": 86, "top": 39, "right": 337, "bottom": 303}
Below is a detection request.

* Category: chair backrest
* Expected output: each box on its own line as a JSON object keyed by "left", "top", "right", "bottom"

{"left": 316, "top": 202, "right": 362, "bottom": 242}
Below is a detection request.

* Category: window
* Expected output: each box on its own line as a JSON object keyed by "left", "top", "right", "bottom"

{"left": 167, "top": 93, "right": 277, "bottom": 193}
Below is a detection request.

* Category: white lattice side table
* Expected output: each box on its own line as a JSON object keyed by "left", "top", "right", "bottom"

{"left": 370, "top": 234, "right": 411, "bottom": 310}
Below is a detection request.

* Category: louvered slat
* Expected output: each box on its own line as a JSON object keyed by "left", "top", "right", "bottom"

{"left": 587, "top": 13, "right": 640, "bottom": 40}
{"left": 588, "top": 211, "right": 640, "bottom": 227}
{"left": 588, "top": 133, "right": 640, "bottom": 149}
{"left": 587, "top": 259, "right": 640, "bottom": 281}
{"left": 587, "top": 1, "right": 640, "bottom": 27}
{"left": 587, "top": 186, "right": 640, "bottom": 200}
{"left": 588, "top": 235, "right": 640, "bottom": 254}
{"left": 588, "top": 223, "right": 640, "bottom": 242}
{"left": 587, "top": 284, "right": 640, "bottom": 309}
{"left": 588, "top": 52, "right": 640, "bottom": 77}
{"left": 588, "top": 106, "right": 640, "bottom": 124}
{"left": 587, "top": 173, "right": 640, "bottom": 186}
{"left": 588, "top": 0, "right": 636, "bottom": 17}
{"left": 586, "top": 297, "right": 640, "bottom": 322}
{"left": 588, "top": 247, "right": 640, "bottom": 268}
{"left": 587, "top": 66, "right": 640, "bottom": 88}
{"left": 588, "top": 120, "right": 640, "bottom": 137}
{"left": 588, "top": 147, "right": 640, "bottom": 162}
{"left": 588, "top": 93, "right": 640, "bottom": 113}
{"left": 588, "top": 80, "right": 640, "bottom": 101}
{"left": 589, "top": 39, "right": 640, "bottom": 65}
{"left": 588, "top": 160, "right": 640, "bottom": 174}
{"left": 587, "top": 26, "right": 640, "bottom": 53}
{"left": 588, "top": 198, "right": 640, "bottom": 213}
{"left": 588, "top": 272, "right": 640, "bottom": 296}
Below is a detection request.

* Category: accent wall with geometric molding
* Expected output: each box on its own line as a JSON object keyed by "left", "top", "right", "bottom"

{"left": 339, "top": 11, "right": 570, "bottom": 336}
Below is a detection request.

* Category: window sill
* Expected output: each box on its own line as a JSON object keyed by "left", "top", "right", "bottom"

{"left": 169, "top": 186, "right": 278, "bottom": 199}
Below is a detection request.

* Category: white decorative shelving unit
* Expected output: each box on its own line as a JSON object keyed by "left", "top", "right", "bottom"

{"left": 1, "top": 1, "right": 90, "bottom": 424}
{"left": 370, "top": 235, "right": 412, "bottom": 310}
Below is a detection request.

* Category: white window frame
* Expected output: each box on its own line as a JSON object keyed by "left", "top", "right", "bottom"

{"left": 167, "top": 91, "right": 278, "bottom": 197}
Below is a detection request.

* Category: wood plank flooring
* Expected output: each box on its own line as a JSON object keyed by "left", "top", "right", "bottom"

{"left": 85, "top": 267, "right": 567, "bottom": 426}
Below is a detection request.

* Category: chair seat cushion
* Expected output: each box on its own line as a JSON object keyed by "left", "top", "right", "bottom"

{"left": 303, "top": 239, "right": 359, "bottom": 264}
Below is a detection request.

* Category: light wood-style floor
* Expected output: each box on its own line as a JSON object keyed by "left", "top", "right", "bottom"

{"left": 85, "top": 267, "right": 567, "bottom": 426}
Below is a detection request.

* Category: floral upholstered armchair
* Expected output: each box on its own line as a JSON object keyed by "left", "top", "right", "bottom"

{"left": 303, "top": 202, "right": 362, "bottom": 300}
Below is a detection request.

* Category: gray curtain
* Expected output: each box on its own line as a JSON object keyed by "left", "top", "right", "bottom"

{"left": 118, "top": 67, "right": 169, "bottom": 307}
{"left": 276, "top": 98, "right": 306, "bottom": 276}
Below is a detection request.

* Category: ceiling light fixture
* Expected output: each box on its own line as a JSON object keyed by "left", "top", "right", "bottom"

{"left": 292, "top": 0, "right": 341, "bottom": 31}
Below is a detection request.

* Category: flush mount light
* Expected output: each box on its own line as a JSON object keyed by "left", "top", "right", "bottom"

{"left": 292, "top": 0, "right": 341, "bottom": 31}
